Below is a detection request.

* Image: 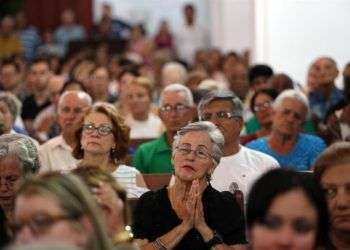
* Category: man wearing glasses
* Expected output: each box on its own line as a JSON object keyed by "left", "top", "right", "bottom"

{"left": 39, "top": 90, "right": 92, "bottom": 173}
{"left": 133, "top": 84, "right": 195, "bottom": 173}
{"left": 198, "top": 90, "right": 279, "bottom": 206}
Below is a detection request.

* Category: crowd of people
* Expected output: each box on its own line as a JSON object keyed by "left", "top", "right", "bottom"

{"left": 0, "top": 2, "right": 350, "bottom": 250}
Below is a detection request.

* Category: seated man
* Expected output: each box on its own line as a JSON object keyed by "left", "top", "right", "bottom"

{"left": 247, "top": 89, "right": 326, "bottom": 171}
{"left": 132, "top": 84, "right": 195, "bottom": 173}
{"left": 198, "top": 89, "right": 279, "bottom": 206}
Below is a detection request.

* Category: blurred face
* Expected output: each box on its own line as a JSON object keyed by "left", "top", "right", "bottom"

{"left": 125, "top": 84, "right": 151, "bottom": 119}
{"left": 90, "top": 68, "right": 109, "bottom": 97}
{"left": 313, "top": 58, "right": 338, "bottom": 86}
{"left": 0, "top": 101, "right": 13, "bottom": 132}
{"left": 200, "top": 100, "right": 242, "bottom": 146}
{"left": 321, "top": 164, "right": 350, "bottom": 234}
{"left": 252, "top": 76, "right": 270, "bottom": 92}
{"left": 173, "top": 131, "right": 214, "bottom": 182}
{"left": 0, "top": 64, "right": 19, "bottom": 90}
{"left": 0, "top": 157, "right": 21, "bottom": 218}
{"left": 159, "top": 91, "right": 194, "bottom": 133}
{"left": 57, "top": 93, "right": 90, "bottom": 135}
{"left": 81, "top": 112, "right": 115, "bottom": 156}
{"left": 30, "top": 62, "right": 50, "bottom": 91}
{"left": 227, "top": 64, "right": 249, "bottom": 100}
{"left": 254, "top": 93, "right": 274, "bottom": 126}
{"left": 14, "top": 194, "right": 89, "bottom": 247}
{"left": 250, "top": 189, "right": 318, "bottom": 250}
{"left": 272, "top": 98, "right": 307, "bottom": 137}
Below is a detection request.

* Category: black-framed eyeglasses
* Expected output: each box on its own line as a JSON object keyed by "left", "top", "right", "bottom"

{"left": 82, "top": 123, "right": 113, "bottom": 136}
{"left": 160, "top": 104, "right": 189, "bottom": 113}
{"left": 10, "top": 213, "right": 77, "bottom": 236}
{"left": 253, "top": 101, "right": 272, "bottom": 112}
{"left": 199, "top": 111, "right": 238, "bottom": 121}
{"left": 175, "top": 144, "right": 212, "bottom": 160}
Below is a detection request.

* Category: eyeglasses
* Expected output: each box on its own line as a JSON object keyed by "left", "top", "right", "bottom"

{"left": 160, "top": 104, "right": 189, "bottom": 113}
{"left": 175, "top": 144, "right": 212, "bottom": 160}
{"left": 82, "top": 123, "right": 113, "bottom": 136}
{"left": 200, "top": 111, "right": 238, "bottom": 121}
{"left": 11, "top": 213, "right": 77, "bottom": 236}
{"left": 253, "top": 101, "right": 272, "bottom": 112}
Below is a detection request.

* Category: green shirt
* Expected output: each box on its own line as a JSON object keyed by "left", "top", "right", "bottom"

{"left": 132, "top": 133, "right": 173, "bottom": 173}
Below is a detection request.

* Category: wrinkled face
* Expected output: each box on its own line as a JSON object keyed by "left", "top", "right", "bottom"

{"left": 173, "top": 131, "right": 214, "bottom": 182}
{"left": 321, "top": 164, "right": 350, "bottom": 234}
{"left": 0, "top": 64, "right": 19, "bottom": 90}
{"left": 272, "top": 98, "right": 307, "bottom": 137}
{"left": 313, "top": 58, "right": 338, "bottom": 86}
{"left": 0, "top": 101, "right": 13, "bottom": 132}
{"left": 250, "top": 189, "right": 318, "bottom": 250}
{"left": 159, "top": 91, "right": 194, "bottom": 133}
{"left": 125, "top": 84, "right": 151, "bottom": 118}
{"left": 30, "top": 62, "right": 50, "bottom": 91}
{"left": 14, "top": 194, "right": 89, "bottom": 247}
{"left": 0, "top": 157, "right": 21, "bottom": 217}
{"left": 200, "top": 100, "right": 242, "bottom": 146}
{"left": 58, "top": 93, "right": 90, "bottom": 135}
{"left": 81, "top": 112, "right": 116, "bottom": 156}
{"left": 254, "top": 93, "right": 274, "bottom": 126}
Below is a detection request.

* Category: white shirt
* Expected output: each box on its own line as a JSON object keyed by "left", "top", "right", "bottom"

{"left": 211, "top": 145, "right": 279, "bottom": 205}
{"left": 39, "top": 135, "right": 78, "bottom": 173}
{"left": 111, "top": 164, "right": 149, "bottom": 198}
{"left": 125, "top": 113, "right": 163, "bottom": 139}
{"left": 175, "top": 22, "right": 209, "bottom": 65}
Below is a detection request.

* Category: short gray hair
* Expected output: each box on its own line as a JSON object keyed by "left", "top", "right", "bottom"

{"left": 161, "top": 62, "right": 187, "bottom": 85}
{"left": 0, "top": 92, "right": 22, "bottom": 124}
{"left": 198, "top": 89, "right": 243, "bottom": 119}
{"left": 273, "top": 89, "right": 309, "bottom": 116}
{"left": 0, "top": 134, "right": 40, "bottom": 174}
{"left": 160, "top": 83, "right": 194, "bottom": 107}
{"left": 172, "top": 121, "right": 224, "bottom": 166}
{"left": 58, "top": 90, "right": 92, "bottom": 109}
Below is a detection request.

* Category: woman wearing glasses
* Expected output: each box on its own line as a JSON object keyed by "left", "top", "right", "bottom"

{"left": 132, "top": 121, "right": 246, "bottom": 250}
{"left": 72, "top": 102, "right": 148, "bottom": 198}
{"left": 12, "top": 172, "right": 112, "bottom": 249}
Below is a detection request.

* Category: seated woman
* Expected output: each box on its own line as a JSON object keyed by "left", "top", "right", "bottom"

{"left": 12, "top": 172, "right": 111, "bottom": 249}
{"left": 313, "top": 142, "right": 350, "bottom": 250}
{"left": 0, "top": 134, "right": 40, "bottom": 221}
{"left": 242, "top": 88, "right": 278, "bottom": 144}
{"left": 124, "top": 77, "right": 162, "bottom": 139}
{"left": 247, "top": 89, "right": 326, "bottom": 171}
{"left": 132, "top": 121, "right": 247, "bottom": 249}
{"left": 73, "top": 102, "right": 148, "bottom": 198}
{"left": 247, "top": 168, "right": 330, "bottom": 250}
{"left": 72, "top": 166, "right": 135, "bottom": 247}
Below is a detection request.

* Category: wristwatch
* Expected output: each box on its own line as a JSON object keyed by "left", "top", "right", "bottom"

{"left": 205, "top": 231, "right": 224, "bottom": 249}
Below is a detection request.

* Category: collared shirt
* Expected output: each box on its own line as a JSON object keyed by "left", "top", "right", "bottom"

{"left": 132, "top": 133, "right": 173, "bottom": 173}
{"left": 309, "top": 87, "right": 345, "bottom": 122}
{"left": 39, "top": 135, "right": 78, "bottom": 173}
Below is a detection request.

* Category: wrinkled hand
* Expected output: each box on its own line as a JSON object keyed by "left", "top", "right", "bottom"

{"left": 92, "top": 181, "right": 123, "bottom": 214}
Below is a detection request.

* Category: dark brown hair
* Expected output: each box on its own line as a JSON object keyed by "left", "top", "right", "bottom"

{"left": 313, "top": 141, "right": 350, "bottom": 181}
{"left": 73, "top": 102, "right": 130, "bottom": 163}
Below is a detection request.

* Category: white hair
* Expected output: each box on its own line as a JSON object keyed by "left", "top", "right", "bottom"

{"left": 58, "top": 90, "right": 92, "bottom": 109}
{"left": 160, "top": 83, "right": 194, "bottom": 107}
{"left": 161, "top": 62, "right": 187, "bottom": 85}
{"left": 172, "top": 121, "right": 224, "bottom": 166}
{"left": 273, "top": 89, "right": 310, "bottom": 116}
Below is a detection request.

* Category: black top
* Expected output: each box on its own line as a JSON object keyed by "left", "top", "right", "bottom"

{"left": 21, "top": 95, "right": 50, "bottom": 120}
{"left": 132, "top": 185, "right": 247, "bottom": 250}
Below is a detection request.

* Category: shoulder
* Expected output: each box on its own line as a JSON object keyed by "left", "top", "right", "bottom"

{"left": 298, "top": 134, "right": 326, "bottom": 148}
{"left": 39, "top": 136, "right": 62, "bottom": 150}
{"left": 117, "top": 164, "right": 141, "bottom": 174}
{"left": 136, "top": 188, "right": 167, "bottom": 208}
{"left": 246, "top": 137, "right": 268, "bottom": 149}
{"left": 138, "top": 137, "right": 163, "bottom": 150}
{"left": 240, "top": 146, "right": 279, "bottom": 167}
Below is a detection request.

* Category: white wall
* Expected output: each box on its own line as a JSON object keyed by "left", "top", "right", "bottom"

{"left": 254, "top": 0, "right": 350, "bottom": 87}
{"left": 93, "top": 0, "right": 210, "bottom": 37}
